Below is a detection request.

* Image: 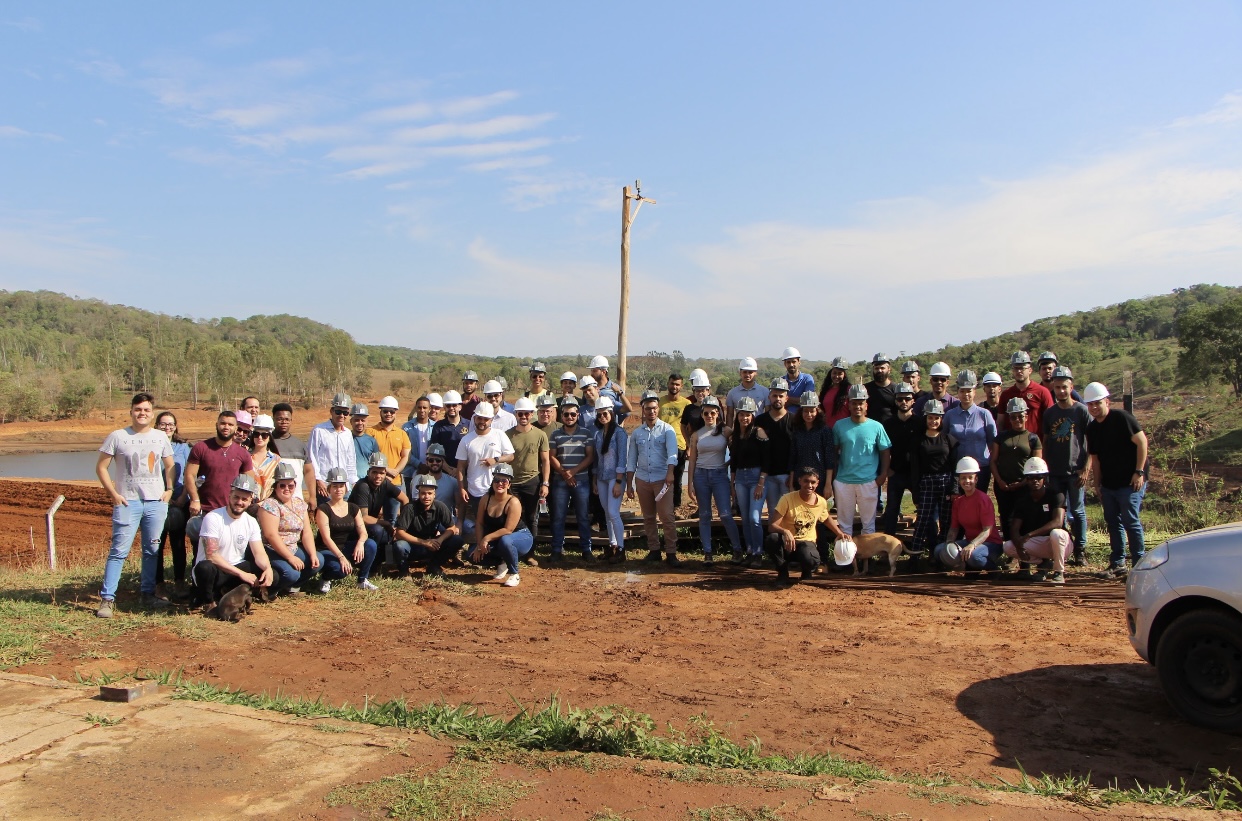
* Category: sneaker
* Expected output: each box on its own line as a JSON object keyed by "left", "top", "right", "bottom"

{"left": 1099, "top": 566, "right": 1128, "bottom": 580}
{"left": 582, "top": 551, "right": 596, "bottom": 562}
{"left": 1045, "top": 571, "right": 1066, "bottom": 585}
{"left": 731, "top": 550, "right": 745, "bottom": 564}
{"left": 357, "top": 579, "right": 379, "bottom": 591}
{"left": 492, "top": 566, "right": 510, "bottom": 581}
{"left": 95, "top": 599, "right": 114, "bottom": 619}
{"left": 140, "top": 593, "right": 170, "bottom": 609}
{"left": 776, "top": 568, "right": 791, "bottom": 585}
{"left": 317, "top": 581, "right": 332, "bottom": 594}
{"left": 548, "top": 551, "right": 564, "bottom": 564}
{"left": 610, "top": 549, "right": 627, "bottom": 565}
{"left": 503, "top": 574, "right": 521, "bottom": 587}
{"left": 425, "top": 567, "right": 444, "bottom": 578}
{"left": 800, "top": 568, "right": 814, "bottom": 581}
{"left": 703, "top": 552, "right": 714, "bottom": 565}
{"left": 1031, "top": 569, "right": 1048, "bottom": 582}
{"left": 1067, "top": 555, "right": 1086, "bottom": 567}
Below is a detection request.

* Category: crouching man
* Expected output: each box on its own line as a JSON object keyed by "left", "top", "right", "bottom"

{"left": 933, "top": 457, "right": 1005, "bottom": 573}
{"left": 1002, "top": 457, "right": 1071, "bottom": 585}
{"left": 392, "top": 474, "right": 464, "bottom": 577}
{"left": 350, "top": 452, "right": 409, "bottom": 571}
{"left": 192, "top": 475, "right": 273, "bottom": 607}
{"left": 764, "top": 467, "right": 849, "bottom": 585}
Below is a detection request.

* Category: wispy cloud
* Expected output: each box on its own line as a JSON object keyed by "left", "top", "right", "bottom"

{"left": 0, "top": 212, "right": 124, "bottom": 275}
{"left": 0, "top": 125, "right": 63, "bottom": 141}
{"left": 1, "top": 16, "right": 40, "bottom": 32}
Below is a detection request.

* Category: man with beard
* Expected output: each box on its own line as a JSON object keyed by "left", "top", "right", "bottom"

{"left": 863, "top": 353, "right": 898, "bottom": 426}
{"left": 659, "top": 373, "right": 691, "bottom": 507}
{"left": 455, "top": 402, "right": 515, "bottom": 544}
{"left": 780, "top": 347, "right": 816, "bottom": 401}
{"left": 401, "top": 396, "right": 434, "bottom": 493}
{"left": 392, "top": 474, "right": 464, "bottom": 577}
{"left": 460, "top": 370, "right": 482, "bottom": 420}
{"left": 185, "top": 410, "right": 256, "bottom": 548}
{"left": 431, "top": 390, "right": 470, "bottom": 471}
{"left": 506, "top": 396, "right": 550, "bottom": 540}
{"left": 726, "top": 357, "right": 768, "bottom": 426}
{"left": 350, "top": 452, "right": 409, "bottom": 570}
{"left": 192, "top": 475, "right": 274, "bottom": 607}
{"left": 752, "top": 377, "right": 793, "bottom": 567}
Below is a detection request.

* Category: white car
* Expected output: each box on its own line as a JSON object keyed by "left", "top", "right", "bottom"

{"left": 1126, "top": 522, "right": 1242, "bottom": 732}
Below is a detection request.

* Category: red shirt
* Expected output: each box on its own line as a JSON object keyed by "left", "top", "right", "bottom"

{"left": 999, "top": 382, "right": 1054, "bottom": 439}
{"left": 950, "top": 489, "right": 1001, "bottom": 543}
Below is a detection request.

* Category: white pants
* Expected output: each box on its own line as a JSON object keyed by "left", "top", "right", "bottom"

{"left": 833, "top": 480, "right": 880, "bottom": 537}
{"left": 1003, "top": 529, "right": 1072, "bottom": 573}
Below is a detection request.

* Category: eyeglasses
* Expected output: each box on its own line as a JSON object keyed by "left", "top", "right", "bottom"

{"left": 930, "top": 377, "right": 949, "bottom": 382}
{"left": 427, "top": 457, "right": 443, "bottom": 463}
{"left": 157, "top": 422, "right": 176, "bottom": 429}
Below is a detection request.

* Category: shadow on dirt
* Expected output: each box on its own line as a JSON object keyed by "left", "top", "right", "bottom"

{"left": 957, "top": 662, "right": 1242, "bottom": 788}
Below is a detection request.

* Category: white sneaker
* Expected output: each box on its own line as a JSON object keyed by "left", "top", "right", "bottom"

{"left": 492, "top": 566, "right": 509, "bottom": 581}
{"left": 503, "top": 574, "right": 521, "bottom": 587}
{"left": 357, "top": 579, "right": 378, "bottom": 591}
{"left": 317, "top": 581, "right": 332, "bottom": 594}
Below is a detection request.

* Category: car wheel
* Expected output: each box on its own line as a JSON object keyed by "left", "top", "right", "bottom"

{"left": 1156, "top": 608, "right": 1242, "bottom": 733}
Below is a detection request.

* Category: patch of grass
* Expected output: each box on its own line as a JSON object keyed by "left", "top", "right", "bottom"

{"left": 985, "top": 762, "right": 1242, "bottom": 810}
{"left": 905, "top": 785, "right": 986, "bottom": 806}
{"left": 83, "top": 713, "right": 122, "bottom": 727}
{"left": 591, "top": 811, "right": 636, "bottom": 821}
{"left": 73, "top": 649, "right": 120, "bottom": 661}
{"left": 313, "top": 722, "right": 350, "bottom": 733}
{"left": 687, "top": 805, "right": 783, "bottom": 821}
{"left": 325, "top": 760, "right": 532, "bottom": 821}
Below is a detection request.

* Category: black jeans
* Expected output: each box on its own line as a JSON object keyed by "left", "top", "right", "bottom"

{"left": 513, "top": 483, "right": 540, "bottom": 542}
{"left": 156, "top": 502, "right": 189, "bottom": 585}
{"left": 192, "top": 558, "right": 258, "bottom": 605}
{"left": 764, "top": 533, "right": 820, "bottom": 575}
{"left": 674, "top": 449, "right": 687, "bottom": 508}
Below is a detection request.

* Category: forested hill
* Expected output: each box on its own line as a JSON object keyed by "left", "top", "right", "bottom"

{"left": 0, "top": 284, "right": 1237, "bottom": 421}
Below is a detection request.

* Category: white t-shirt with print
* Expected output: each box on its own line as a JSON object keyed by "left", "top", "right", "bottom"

{"left": 196, "top": 507, "right": 262, "bottom": 565}
{"left": 99, "top": 427, "right": 173, "bottom": 501}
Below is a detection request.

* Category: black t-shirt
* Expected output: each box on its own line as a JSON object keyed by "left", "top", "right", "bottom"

{"left": 1085, "top": 409, "right": 1145, "bottom": 490}
{"left": 911, "top": 431, "right": 957, "bottom": 479}
{"left": 680, "top": 401, "right": 706, "bottom": 436}
{"left": 1011, "top": 490, "right": 1066, "bottom": 535}
{"left": 318, "top": 502, "right": 359, "bottom": 549}
{"left": 395, "top": 500, "right": 454, "bottom": 539}
{"left": 754, "top": 411, "right": 793, "bottom": 477}
{"left": 349, "top": 479, "right": 403, "bottom": 520}
{"left": 865, "top": 381, "right": 897, "bottom": 425}
{"left": 882, "top": 414, "right": 920, "bottom": 473}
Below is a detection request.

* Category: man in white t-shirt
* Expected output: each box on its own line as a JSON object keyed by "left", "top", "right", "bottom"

{"left": 454, "top": 402, "right": 515, "bottom": 539}
{"left": 95, "top": 393, "right": 176, "bottom": 619}
{"left": 192, "top": 475, "right": 273, "bottom": 606}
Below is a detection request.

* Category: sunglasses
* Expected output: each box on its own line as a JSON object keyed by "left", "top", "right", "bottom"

{"left": 427, "top": 457, "right": 443, "bottom": 463}
{"left": 896, "top": 396, "right": 915, "bottom": 402}
{"left": 332, "top": 408, "right": 349, "bottom": 415}
{"left": 252, "top": 430, "right": 271, "bottom": 438}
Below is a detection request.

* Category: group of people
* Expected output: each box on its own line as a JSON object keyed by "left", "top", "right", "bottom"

{"left": 93, "top": 348, "right": 1151, "bottom": 615}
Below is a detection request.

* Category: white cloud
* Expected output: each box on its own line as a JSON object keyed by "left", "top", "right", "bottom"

{"left": 1, "top": 16, "right": 40, "bottom": 32}
{"left": 0, "top": 124, "right": 63, "bottom": 141}
{"left": 393, "top": 113, "right": 555, "bottom": 144}
{"left": 0, "top": 213, "right": 124, "bottom": 275}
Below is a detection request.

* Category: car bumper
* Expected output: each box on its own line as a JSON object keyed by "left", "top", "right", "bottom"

{"left": 1126, "top": 566, "right": 1176, "bottom": 662}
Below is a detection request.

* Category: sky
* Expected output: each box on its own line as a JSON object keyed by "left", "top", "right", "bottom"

{"left": 3, "top": 2, "right": 1242, "bottom": 362}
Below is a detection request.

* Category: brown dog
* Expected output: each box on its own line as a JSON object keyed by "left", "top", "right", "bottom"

{"left": 216, "top": 583, "right": 253, "bottom": 622}
{"left": 850, "top": 533, "right": 907, "bottom": 577}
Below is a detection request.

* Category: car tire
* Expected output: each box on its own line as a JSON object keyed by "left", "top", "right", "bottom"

{"left": 1156, "top": 608, "right": 1242, "bottom": 733}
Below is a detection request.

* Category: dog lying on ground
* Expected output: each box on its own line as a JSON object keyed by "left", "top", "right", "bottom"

{"left": 850, "top": 533, "right": 907, "bottom": 577}
{"left": 215, "top": 583, "right": 254, "bottom": 622}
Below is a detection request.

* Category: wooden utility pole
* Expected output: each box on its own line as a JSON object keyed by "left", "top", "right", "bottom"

{"left": 619, "top": 181, "right": 655, "bottom": 388}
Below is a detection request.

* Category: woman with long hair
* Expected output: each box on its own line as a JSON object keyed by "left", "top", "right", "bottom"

{"left": 314, "top": 467, "right": 379, "bottom": 592}
{"left": 687, "top": 396, "right": 741, "bottom": 564}
{"left": 729, "top": 397, "right": 769, "bottom": 564}
{"left": 257, "top": 462, "right": 320, "bottom": 595}
{"left": 248, "top": 414, "right": 281, "bottom": 502}
{"left": 907, "top": 400, "right": 959, "bottom": 572}
{"left": 818, "top": 357, "right": 852, "bottom": 429}
{"left": 471, "top": 463, "right": 533, "bottom": 587}
{"left": 154, "top": 411, "right": 192, "bottom": 593}
{"left": 592, "top": 397, "right": 629, "bottom": 563}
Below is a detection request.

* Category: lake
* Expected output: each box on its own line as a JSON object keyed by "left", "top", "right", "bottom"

{"left": 0, "top": 451, "right": 101, "bottom": 482}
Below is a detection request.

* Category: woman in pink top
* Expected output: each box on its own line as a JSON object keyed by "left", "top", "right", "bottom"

{"left": 818, "top": 357, "right": 852, "bottom": 429}
{"left": 934, "top": 456, "right": 1004, "bottom": 572}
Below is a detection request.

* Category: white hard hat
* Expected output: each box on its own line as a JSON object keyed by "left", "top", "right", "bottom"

{"left": 594, "top": 396, "right": 615, "bottom": 410}
{"left": 482, "top": 380, "right": 503, "bottom": 395}
{"left": 955, "top": 456, "right": 980, "bottom": 474}
{"left": 589, "top": 355, "right": 609, "bottom": 370}
{"left": 738, "top": 357, "right": 758, "bottom": 371}
{"left": 427, "top": 393, "right": 444, "bottom": 408}
{"left": 560, "top": 371, "right": 578, "bottom": 383}
{"left": 578, "top": 375, "right": 598, "bottom": 389}
{"left": 935, "top": 542, "right": 962, "bottom": 567}
{"left": 689, "top": 368, "right": 708, "bottom": 382}
{"left": 441, "top": 390, "right": 462, "bottom": 404}
{"left": 690, "top": 373, "right": 711, "bottom": 388}
{"left": 513, "top": 397, "right": 535, "bottom": 412}
{"left": 473, "top": 402, "right": 495, "bottom": 419}
{"left": 981, "top": 372, "right": 1003, "bottom": 386}
{"left": 252, "top": 414, "right": 274, "bottom": 431}
{"left": 379, "top": 395, "right": 400, "bottom": 410}
{"left": 1083, "top": 382, "right": 1110, "bottom": 403}
{"left": 929, "top": 362, "right": 952, "bottom": 378}
{"left": 781, "top": 347, "right": 801, "bottom": 361}
{"left": 1023, "top": 457, "right": 1050, "bottom": 476}
{"left": 833, "top": 539, "right": 857, "bottom": 566}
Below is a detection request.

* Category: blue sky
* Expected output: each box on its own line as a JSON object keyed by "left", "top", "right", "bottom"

{"left": 3, "top": 3, "right": 1242, "bottom": 361}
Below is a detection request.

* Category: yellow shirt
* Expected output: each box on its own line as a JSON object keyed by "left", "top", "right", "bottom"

{"left": 367, "top": 426, "right": 412, "bottom": 483}
{"left": 776, "top": 491, "right": 830, "bottom": 543}
{"left": 659, "top": 396, "right": 691, "bottom": 449}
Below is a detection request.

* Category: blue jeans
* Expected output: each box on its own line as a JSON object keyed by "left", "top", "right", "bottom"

{"left": 100, "top": 500, "right": 168, "bottom": 600}
{"left": 265, "top": 546, "right": 319, "bottom": 593}
{"left": 733, "top": 467, "right": 764, "bottom": 555}
{"left": 1048, "top": 474, "right": 1087, "bottom": 551}
{"left": 550, "top": 477, "right": 593, "bottom": 555}
{"left": 762, "top": 474, "right": 789, "bottom": 524}
{"left": 319, "top": 537, "right": 378, "bottom": 582}
{"left": 1100, "top": 483, "right": 1145, "bottom": 568}
{"left": 596, "top": 475, "right": 626, "bottom": 548}
{"left": 693, "top": 467, "right": 740, "bottom": 555}
{"left": 484, "top": 528, "right": 534, "bottom": 575}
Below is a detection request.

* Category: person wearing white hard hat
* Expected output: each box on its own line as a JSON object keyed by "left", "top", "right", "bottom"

{"left": 370, "top": 397, "right": 412, "bottom": 504}
{"left": 425, "top": 393, "right": 444, "bottom": 422}
{"left": 588, "top": 355, "right": 633, "bottom": 422}
{"left": 247, "top": 412, "right": 281, "bottom": 503}
{"left": 401, "top": 396, "right": 434, "bottom": 492}
{"left": 525, "top": 362, "right": 553, "bottom": 401}
{"left": 556, "top": 371, "right": 578, "bottom": 422}
{"left": 906, "top": 400, "right": 958, "bottom": 571}
{"left": 484, "top": 380, "right": 518, "bottom": 433}
{"left": 726, "top": 357, "right": 767, "bottom": 426}
{"left": 688, "top": 396, "right": 743, "bottom": 564}
{"left": 593, "top": 396, "right": 629, "bottom": 562}
{"left": 506, "top": 395, "right": 550, "bottom": 541}
{"left": 455, "top": 401, "right": 516, "bottom": 546}
{"left": 1084, "top": 381, "right": 1149, "bottom": 578}
{"left": 944, "top": 372, "right": 998, "bottom": 494}
{"left": 1042, "top": 366, "right": 1090, "bottom": 565}
{"left": 680, "top": 370, "right": 714, "bottom": 454}
{"left": 1001, "top": 457, "right": 1070, "bottom": 584}
{"left": 659, "top": 373, "right": 692, "bottom": 508}
{"left": 431, "top": 390, "right": 470, "bottom": 472}
{"left": 817, "top": 356, "right": 853, "bottom": 429}
{"left": 833, "top": 384, "right": 892, "bottom": 539}
{"left": 306, "top": 392, "right": 359, "bottom": 508}
{"left": 577, "top": 376, "right": 601, "bottom": 434}
{"left": 920, "top": 362, "right": 959, "bottom": 418}
{"left": 729, "top": 395, "right": 769, "bottom": 563}
{"left": 780, "top": 347, "right": 816, "bottom": 400}
{"left": 933, "top": 457, "right": 1004, "bottom": 573}
{"left": 548, "top": 396, "right": 597, "bottom": 561}
{"left": 192, "top": 474, "right": 274, "bottom": 608}
{"left": 993, "top": 397, "right": 1043, "bottom": 542}
{"left": 979, "top": 372, "right": 1004, "bottom": 423}
{"left": 460, "top": 370, "right": 482, "bottom": 420}
{"left": 626, "top": 390, "right": 682, "bottom": 566}
{"left": 999, "top": 351, "right": 1055, "bottom": 438}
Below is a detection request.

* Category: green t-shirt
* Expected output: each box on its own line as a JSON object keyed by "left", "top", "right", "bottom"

{"left": 506, "top": 426, "right": 549, "bottom": 488}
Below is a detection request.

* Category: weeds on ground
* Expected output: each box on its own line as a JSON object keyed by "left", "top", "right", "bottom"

{"left": 325, "top": 760, "right": 531, "bottom": 821}
{"left": 82, "top": 713, "right": 121, "bottom": 727}
{"left": 590, "top": 811, "right": 636, "bottom": 821}
{"left": 987, "top": 761, "right": 1242, "bottom": 810}
{"left": 688, "top": 805, "right": 783, "bottom": 821}
{"left": 905, "top": 785, "right": 986, "bottom": 806}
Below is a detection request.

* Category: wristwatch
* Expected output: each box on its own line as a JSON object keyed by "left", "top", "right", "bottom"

{"left": 1134, "top": 470, "right": 1146, "bottom": 476}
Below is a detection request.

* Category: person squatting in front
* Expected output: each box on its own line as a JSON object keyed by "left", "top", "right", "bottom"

{"left": 471, "top": 463, "right": 534, "bottom": 587}
{"left": 764, "top": 467, "right": 850, "bottom": 584}
{"left": 933, "top": 457, "right": 1006, "bottom": 574}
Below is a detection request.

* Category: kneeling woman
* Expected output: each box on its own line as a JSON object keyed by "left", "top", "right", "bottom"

{"left": 257, "top": 462, "right": 321, "bottom": 595}
{"left": 933, "top": 457, "right": 1004, "bottom": 573}
{"left": 472, "top": 463, "right": 534, "bottom": 588}
{"left": 314, "top": 467, "right": 379, "bottom": 592}
{"left": 764, "top": 467, "right": 849, "bottom": 584}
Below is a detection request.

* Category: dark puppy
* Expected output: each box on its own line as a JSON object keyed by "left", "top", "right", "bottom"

{"left": 216, "top": 583, "right": 254, "bottom": 622}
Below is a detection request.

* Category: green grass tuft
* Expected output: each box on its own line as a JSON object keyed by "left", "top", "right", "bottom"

{"left": 325, "top": 760, "right": 531, "bottom": 821}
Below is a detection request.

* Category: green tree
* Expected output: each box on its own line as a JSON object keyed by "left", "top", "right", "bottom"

{"left": 1177, "top": 295, "right": 1242, "bottom": 397}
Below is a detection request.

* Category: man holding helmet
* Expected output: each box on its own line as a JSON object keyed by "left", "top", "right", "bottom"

{"left": 934, "top": 457, "right": 1005, "bottom": 573}
{"left": 1001, "top": 457, "right": 1071, "bottom": 585}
